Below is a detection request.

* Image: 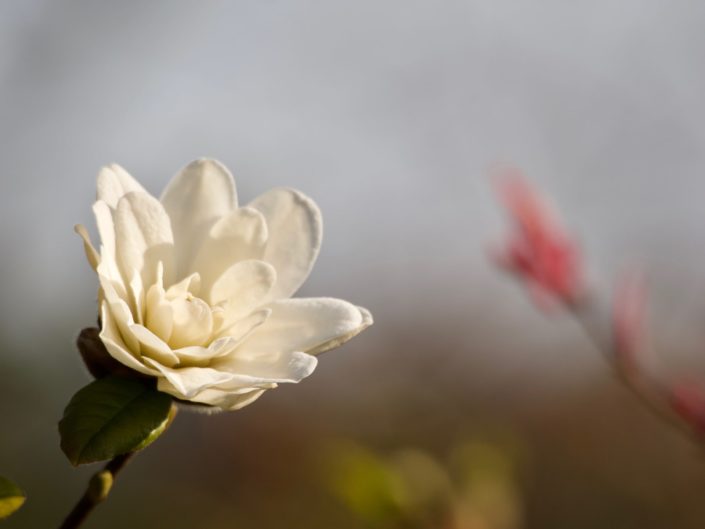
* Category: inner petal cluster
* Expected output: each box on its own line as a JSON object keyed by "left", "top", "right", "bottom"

{"left": 147, "top": 270, "right": 212, "bottom": 349}
{"left": 136, "top": 261, "right": 272, "bottom": 369}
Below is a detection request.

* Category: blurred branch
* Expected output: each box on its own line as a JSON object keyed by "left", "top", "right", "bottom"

{"left": 569, "top": 298, "right": 698, "bottom": 444}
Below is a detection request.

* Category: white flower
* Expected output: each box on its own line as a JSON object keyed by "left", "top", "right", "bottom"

{"left": 76, "top": 159, "right": 372, "bottom": 411}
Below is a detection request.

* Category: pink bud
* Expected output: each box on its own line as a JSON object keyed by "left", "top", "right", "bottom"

{"left": 612, "top": 272, "right": 647, "bottom": 377}
{"left": 493, "top": 167, "right": 583, "bottom": 308}
{"left": 669, "top": 382, "right": 705, "bottom": 437}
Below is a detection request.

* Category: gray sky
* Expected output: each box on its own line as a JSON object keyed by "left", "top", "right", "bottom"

{"left": 3, "top": 1, "right": 705, "bottom": 375}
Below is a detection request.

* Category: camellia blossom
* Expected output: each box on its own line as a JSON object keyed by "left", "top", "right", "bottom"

{"left": 76, "top": 159, "right": 372, "bottom": 411}
{"left": 494, "top": 168, "right": 583, "bottom": 308}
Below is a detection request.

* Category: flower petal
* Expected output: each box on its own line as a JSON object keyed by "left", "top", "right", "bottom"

{"left": 238, "top": 297, "right": 370, "bottom": 355}
{"left": 99, "top": 273, "right": 139, "bottom": 353}
{"left": 99, "top": 302, "right": 157, "bottom": 376}
{"left": 309, "top": 306, "right": 373, "bottom": 355}
{"left": 160, "top": 159, "right": 237, "bottom": 278}
{"left": 129, "top": 270, "right": 145, "bottom": 324}
{"left": 92, "top": 200, "right": 124, "bottom": 287}
{"left": 170, "top": 346, "right": 210, "bottom": 367}
{"left": 186, "top": 387, "right": 268, "bottom": 411}
{"left": 215, "top": 308, "right": 271, "bottom": 342}
{"left": 75, "top": 224, "right": 99, "bottom": 270}
{"left": 128, "top": 324, "right": 180, "bottom": 367}
{"left": 144, "top": 359, "right": 235, "bottom": 399}
{"left": 97, "top": 164, "right": 146, "bottom": 208}
{"left": 114, "top": 191, "right": 175, "bottom": 288}
{"left": 166, "top": 272, "right": 202, "bottom": 298}
{"left": 157, "top": 349, "right": 316, "bottom": 405}
{"left": 173, "top": 336, "right": 241, "bottom": 367}
{"left": 248, "top": 188, "right": 322, "bottom": 301}
{"left": 210, "top": 260, "right": 276, "bottom": 319}
{"left": 190, "top": 207, "right": 268, "bottom": 291}
{"left": 145, "top": 263, "right": 173, "bottom": 342}
{"left": 168, "top": 295, "right": 214, "bottom": 349}
{"left": 215, "top": 350, "right": 318, "bottom": 384}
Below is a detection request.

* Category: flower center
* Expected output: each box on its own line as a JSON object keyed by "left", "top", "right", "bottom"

{"left": 144, "top": 268, "right": 220, "bottom": 350}
{"left": 166, "top": 292, "right": 213, "bottom": 349}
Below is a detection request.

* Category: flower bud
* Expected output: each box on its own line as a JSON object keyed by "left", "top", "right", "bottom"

{"left": 77, "top": 327, "right": 135, "bottom": 379}
{"left": 669, "top": 382, "right": 705, "bottom": 437}
{"left": 493, "top": 168, "right": 583, "bottom": 309}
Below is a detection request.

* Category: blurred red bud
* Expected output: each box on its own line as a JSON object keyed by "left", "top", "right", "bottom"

{"left": 669, "top": 382, "right": 705, "bottom": 437}
{"left": 493, "top": 167, "right": 583, "bottom": 309}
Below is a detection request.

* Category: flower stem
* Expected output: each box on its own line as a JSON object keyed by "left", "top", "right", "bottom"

{"left": 58, "top": 452, "right": 135, "bottom": 529}
{"left": 568, "top": 299, "right": 699, "bottom": 445}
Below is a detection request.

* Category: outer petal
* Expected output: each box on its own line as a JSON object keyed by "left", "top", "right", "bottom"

{"left": 157, "top": 350, "right": 316, "bottom": 403}
{"left": 97, "top": 164, "right": 146, "bottom": 208}
{"left": 248, "top": 188, "right": 322, "bottom": 301}
{"left": 92, "top": 200, "right": 125, "bottom": 288}
{"left": 160, "top": 159, "right": 237, "bottom": 278}
{"left": 99, "top": 302, "right": 158, "bottom": 376}
{"left": 187, "top": 388, "right": 268, "bottom": 411}
{"left": 75, "top": 224, "right": 99, "bottom": 270}
{"left": 98, "top": 272, "right": 138, "bottom": 352}
{"left": 238, "top": 297, "right": 370, "bottom": 355}
{"left": 308, "top": 306, "right": 373, "bottom": 355}
{"left": 215, "top": 350, "right": 318, "bottom": 383}
{"left": 114, "top": 191, "right": 175, "bottom": 288}
{"left": 144, "top": 360, "right": 236, "bottom": 399}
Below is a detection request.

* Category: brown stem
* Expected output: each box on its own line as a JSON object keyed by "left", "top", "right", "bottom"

{"left": 58, "top": 452, "right": 135, "bottom": 529}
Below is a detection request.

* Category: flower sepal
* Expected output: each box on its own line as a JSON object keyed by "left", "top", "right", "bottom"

{"left": 77, "top": 327, "right": 146, "bottom": 380}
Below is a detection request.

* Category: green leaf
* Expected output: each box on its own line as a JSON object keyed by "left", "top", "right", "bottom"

{"left": 0, "top": 475, "right": 25, "bottom": 519}
{"left": 59, "top": 375, "right": 174, "bottom": 466}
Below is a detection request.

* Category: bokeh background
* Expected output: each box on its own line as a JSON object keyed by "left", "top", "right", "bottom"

{"left": 3, "top": 1, "right": 705, "bottom": 527}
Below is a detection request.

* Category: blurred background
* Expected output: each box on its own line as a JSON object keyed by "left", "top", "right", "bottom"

{"left": 3, "top": 1, "right": 705, "bottom": 527}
